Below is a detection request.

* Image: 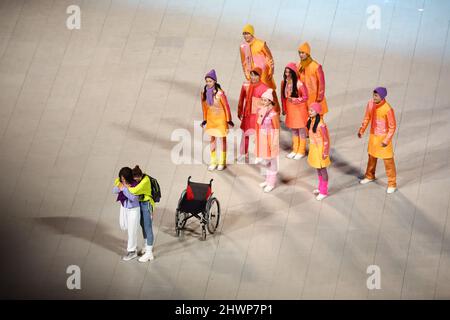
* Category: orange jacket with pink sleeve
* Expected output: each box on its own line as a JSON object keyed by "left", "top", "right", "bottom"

{"left": 240, "top": 38, "right": 276, "bottom": 90}
{"left": 297, "top": 60, "right": 328, "bottom": 114}
{"left": 359, "top": 99, "right": 396, "bottom": 159}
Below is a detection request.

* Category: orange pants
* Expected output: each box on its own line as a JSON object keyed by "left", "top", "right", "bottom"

{"left": 365, "top": 154, "right": 397, "bottom": 188}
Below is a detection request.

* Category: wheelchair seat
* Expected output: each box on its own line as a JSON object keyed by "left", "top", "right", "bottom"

{"left": 176, "top": 176, "right": 220, "bottom": 240}
{"left": 179, "top": 180, "right": 211, "bottom": 214}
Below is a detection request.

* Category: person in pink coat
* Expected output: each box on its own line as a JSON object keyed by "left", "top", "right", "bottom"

{"left": 256, "top": 88, "right": 280, "bottom": 193}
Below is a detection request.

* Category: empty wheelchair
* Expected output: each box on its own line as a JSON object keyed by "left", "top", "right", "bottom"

{"left": 175, "top": 176, "right": 221, "bottom": 240}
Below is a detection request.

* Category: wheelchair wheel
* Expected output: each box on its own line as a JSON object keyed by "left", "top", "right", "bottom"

{"left": 175, "top": 210, "right": 181, "bottom": 237}
{"left": 201, "top": 226, "right": 207, "bottom": 241}
{"left": 175, "top": 190, "right": 187, "bottom": 237}
{"left": 175, "top": 211, "right": 187, "bottom": 236}
{"left": 178, "top": 190, "right": 186, "bottom": 207}
{"left": 206, "top": 197, "right": 220, "bottom": 234}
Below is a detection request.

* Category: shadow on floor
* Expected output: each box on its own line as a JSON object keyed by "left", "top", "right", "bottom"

{"left": 34, "top": 216, "right": 124, "bottom": 255}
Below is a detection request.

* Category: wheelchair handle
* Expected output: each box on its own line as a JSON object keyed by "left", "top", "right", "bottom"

{"left": 187, "top": 176, "right": 212, "bottom": 185}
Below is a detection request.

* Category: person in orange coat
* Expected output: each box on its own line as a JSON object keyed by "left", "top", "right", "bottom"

{"left": 256, "top": 88, "right": 280, "bottom": 193}
{"left": 201, "top": 69, "right": 234, "bottom": 171}
{"left": 307, "top": 103, "right": 331, "bottom": 201}
{"left": 358, "top": 87, "right": 397, "bottom": 194}
{"left": 281, "top": 62, "right": 309, "bottom": 160}
{"left": 240, "top": 24, "right": 280, "bottom": 111}
{"left": 297, "top": 42, "right": 328, "bottom": 116}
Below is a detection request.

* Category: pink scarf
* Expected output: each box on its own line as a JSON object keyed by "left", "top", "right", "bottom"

{"left": 371, "top": 99, "right": 386, "bottom": 130}
{"left": 284, "top": 80, "right": 293, "bottom": 98}
{"left": 242, "top": 41, "right": 253, "bottom": 75}
{"left": 257, "top": 105, "right": 271, "bottom": 125}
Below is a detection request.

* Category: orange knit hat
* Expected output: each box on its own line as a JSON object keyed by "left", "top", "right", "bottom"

{"left": 242, "top": 24, "right": 255, "bottom": 36}
{"left": 298, "top": 42, "right": 311, "bottom": 55}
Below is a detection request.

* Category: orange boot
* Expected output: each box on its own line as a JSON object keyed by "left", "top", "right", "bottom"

{"left": 287, "top": 136, "right": 299, "bottom": 159}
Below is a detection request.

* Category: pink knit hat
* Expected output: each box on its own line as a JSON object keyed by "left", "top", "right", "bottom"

{"left": 285, "top": 62, "right": 298, "bottom": 73}
{"left": 310, "top": 102, "right": 322, "bottom": 114}
{"left": 261, "top": 89, "right": 274, "bottom": 102}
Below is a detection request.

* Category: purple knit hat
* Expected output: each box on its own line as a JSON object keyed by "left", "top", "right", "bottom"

{"left": 374, "top": 87, "right": 387, "bottom": 100}
{"left": 205, "top": 69, "right": 217, "bottom": 82}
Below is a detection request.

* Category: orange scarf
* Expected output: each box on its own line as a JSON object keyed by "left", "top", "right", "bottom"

{"left": 242, "top": 40, "right": 254, "bottom": 75}
{"left": 299, "top": 56, "right": 313, "bottom": 72}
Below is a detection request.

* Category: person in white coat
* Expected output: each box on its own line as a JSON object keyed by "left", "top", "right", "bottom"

{"left": 113, "top": 167, "right": 141, "bottom": 261}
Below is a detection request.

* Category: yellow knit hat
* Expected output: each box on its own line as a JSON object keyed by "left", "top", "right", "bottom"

{"left": 242, "top": 24, "right": 255, "bottom": 35}
{"left": 298, "top": 42, "right": 311, "bottom": 55}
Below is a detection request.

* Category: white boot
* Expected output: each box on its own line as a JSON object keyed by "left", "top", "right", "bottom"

{"left": 138, "top": 245, "right": 154, "bottom": 262}
{"left": 360, "top": 178, "right": 374, "bottom": 185}
{"left": 259, "top": 181, "right": 268, "bottom": 188}
{"left": 293, "top": 153, "right": 305, "bottom": 160}
{"left": 138, "top": 240, "right": 147, "bottom": 256}
{"left": 286, "top": 152, "right": 296, "bottom": 159}
{"left": 386, "top": 187, "right": 397, "bottom": 194}
{"left": 316, "top": 193, "right": 328, "bottom": 201}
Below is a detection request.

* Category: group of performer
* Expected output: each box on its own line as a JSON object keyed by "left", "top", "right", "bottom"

{"left": 200, "top": 24, "right": 398, "bottom": 199}
{"left": 111, "top": 24, "right": 400, "bottom": 261}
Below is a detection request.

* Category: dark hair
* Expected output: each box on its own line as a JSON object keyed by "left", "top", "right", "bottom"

{"left": 306, "top": 115, "right": 321, "bottom": 134}
{"left": 132, "top": 165, "right": 143, "bottom": 178}
{"left": 118, "top": 167, "right": 134, "bottom": 184}
{"left": 264, "top": 98, "right": 275, "bottom": 106}
{"left": 282, "top": 68, "right": 299, "bottom": 99}
{"left": 202, "top": 83, "right": 222, "bottom": 102}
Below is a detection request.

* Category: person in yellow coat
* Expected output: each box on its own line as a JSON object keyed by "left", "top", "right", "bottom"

{"left": 201, "top": 69, "right": 234, "bottom": 171}
{"left": 307, "top": 103, "right": 331, "bottom": 201}
{"left": 240, "top": 24, "right": 280, "bottom": 111}
{"left": 358, "top": 87, "right": 397, "bottom": 194}
{"left": 297, "top": 42, "right": 328, "bottom": 116}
